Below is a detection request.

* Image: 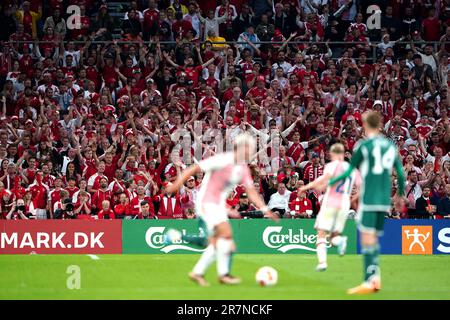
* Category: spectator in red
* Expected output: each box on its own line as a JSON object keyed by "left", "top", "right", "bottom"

{"left": 303, "top": 152, "right": 324, "bottom": 184}
{"left": 422, "top": 8, "right": 441, "bottom": 42}
{"left": 74, "top": 191, "right": 92, "bottom": 217}
{"left": 136, "top": 200, "right": 155, "bottom": 219}
{"left": 129, "top": 185, "right": 154, "bottom": 217}
{"left": 97, "top": 200, "right": 115, "bottom": 219}
{"left": 87, "top": 161, "right": 107, "bottom": 193}
{"left": 114, "top": 193, "right": 131, "bottom": 218}
{"left": 154, "top": 182, "right": 189, "bottom": 219}
{"left": 27, "top": 171, "right": 49, "bottom": 219}
{"left": 289, "top": 188, "right": 314, "bottom": 218}
{"left": 91, "top": 177, "right": 112, "bottom": 214}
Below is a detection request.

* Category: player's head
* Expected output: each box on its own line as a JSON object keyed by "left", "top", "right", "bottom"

{"left": 234, "top": 133, "right": 256, "bottom": 164}
{"left": 362, "top": 111, "right": 382, "bottom": 134}
{"left": 329, "top": 143, "right": 345, "bottom": 161}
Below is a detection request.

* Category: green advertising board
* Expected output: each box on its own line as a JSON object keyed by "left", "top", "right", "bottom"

{"left": 122, "top": 219, "right": 357, "bottom": 254}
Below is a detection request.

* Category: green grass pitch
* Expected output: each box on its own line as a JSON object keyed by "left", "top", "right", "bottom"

{"left": 0, "top": 254, "right": 449, "bottom": 300}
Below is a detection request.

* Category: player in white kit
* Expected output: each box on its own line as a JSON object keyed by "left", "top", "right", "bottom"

{"left": 299, "top": 143, "right": 359, "bottom": 271}
{"left": 166, "top": 133, "right": 278, "bottom": 286}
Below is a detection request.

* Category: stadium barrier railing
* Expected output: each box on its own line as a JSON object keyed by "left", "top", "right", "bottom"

{"left": 5, "top": 40, "right": 449, "bottom": 63}
{"left": 1, "top": 219, "right": 449, "bottom": 255}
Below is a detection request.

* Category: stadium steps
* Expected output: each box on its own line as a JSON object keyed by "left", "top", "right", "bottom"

{"left": 106, "top": 2, "right": 130, "bottom": 39}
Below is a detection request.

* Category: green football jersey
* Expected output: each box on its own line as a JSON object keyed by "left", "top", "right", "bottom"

{"left": 350, "top": 135, "right": 403, "bottom": 212}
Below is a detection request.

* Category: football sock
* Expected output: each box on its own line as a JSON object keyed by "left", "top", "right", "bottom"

{"left": 316, "top": 238, "right": 327, "bottom": 264}
{"left": 331, "top": 235, "right": 343, "bottom": 247}
{"left": 361, "top": 244, "right": 380, "bottom": 283}
{"left": 182, "top": 234, "right": 208, "bottom": 248}
{"left": 192, "top": 244, "right": 216, "bottom": 276}
{"left": 216, "top": 238, "right": 233, "bottom": 277}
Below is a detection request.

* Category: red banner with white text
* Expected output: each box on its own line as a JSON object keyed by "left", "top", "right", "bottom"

{"left": 0, "top": 220, "right": 122, "bottom": 254}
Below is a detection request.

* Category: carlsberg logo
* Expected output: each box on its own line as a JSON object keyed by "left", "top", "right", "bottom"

{"left": 263, "top": 226, "right": 330, "bottom": 253}
{"left": 145, "top": 227, "right": 205, "bottom": 253}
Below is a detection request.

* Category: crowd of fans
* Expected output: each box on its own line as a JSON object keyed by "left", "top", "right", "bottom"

{"left": 0, "top": 0, "right": 449, "bottom": 221}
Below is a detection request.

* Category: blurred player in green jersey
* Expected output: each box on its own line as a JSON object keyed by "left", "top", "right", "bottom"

{"left": 329, "top": 111, "right": 406, "bottom": 294}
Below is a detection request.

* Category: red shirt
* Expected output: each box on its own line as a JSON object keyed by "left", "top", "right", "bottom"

{"left": 172, "top": 20, "right": 193, "bottom": 38}
{"left": 154, "top": 194, "right": 188, "bottom": 218}
{"left": 102, "top": 64, "right": 118, "bottom": 83}
{"left": 289, "top": 196, "right": 313, "bottom": 217}
{"left": 246, "top": 87, "right": 267, "bottom": 104}
{"left": 143, "top": 8, "right": 159, "bottom": 30}
{"left": 85, "top": 65, "right": 100, "bottom": 88}
{"left": 114, "top": 203, "right": 131, "bottom": 216}
{"left": 28, "top": 183, "right": 49, "bottom": 209}
{"left": 403, "top": 107, "right": 419, "bottom": 124}
{"left": 22, "top": 11, "right": 33, "bottom": 36}
{"left": 98, "top": 208, "right": 115, "bottom": 219}
{"left": 104, "top": 158, "right": 120, "bottom": 182}
{"left": 91, "top": 189, "right": 112, "bottom": 210}
{"left": 206, "top": 76, "right": 219, "bottom": 95}
{"left": 87, "top": 173, "right": 107, "bottom": 192}
{"left": 303, "top": 164, "right": 324, "bottom": 184}
{"left": 129, "top": 196, "right": 154, "bottom": 215}
{"left": 422, "top": 18, "right": 441, "bottom": 41}
{"left": 65, "top": 186, "right": 79, "bottom": 198}
{"left": 416, "top": 124, "right": 433, "bottom": 137}
{"left": 180, "top": 65, "right": 203, "bottom": 87}
{"left": 287, "top": 142, "right": 307, "bottom": 164}
{"left": 82, "top": 158, "right": 97, "bottom": 180}
{"left": 48, "top": 188, "right": 62, "bottom": 210}
{"left": 74, "top": 200, "right": 92, "bottom": 215}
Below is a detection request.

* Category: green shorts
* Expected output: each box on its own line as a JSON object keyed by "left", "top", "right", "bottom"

{"left": 357, "top": 211, "right": 386, "bottom": 236}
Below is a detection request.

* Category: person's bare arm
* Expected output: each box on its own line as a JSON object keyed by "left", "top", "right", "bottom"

{"left": 162, "top": 51, "right": 180, "bottom": 68}
{"left": 245, "top": 183, "right": 279, "bottom": 221}
{"left": 165, "top": 164, "right": 201, "bottom": 193}
{"left": 299, "top": 172, "right": 332, "bottom": 193}
{"left": 201, "top": 57, "right": 215, "bottom": 69}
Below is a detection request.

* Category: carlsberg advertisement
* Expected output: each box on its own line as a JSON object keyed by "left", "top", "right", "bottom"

{"left": 122, "top": 220, "right": 357, "bottom": 254}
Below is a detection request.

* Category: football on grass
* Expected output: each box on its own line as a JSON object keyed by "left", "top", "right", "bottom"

{"left": 256, "top": 266, "right": 278, "bottom": 287}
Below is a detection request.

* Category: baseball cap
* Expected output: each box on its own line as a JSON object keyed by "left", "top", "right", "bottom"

{"left": 373, "top": 99, "right": 383, "bottom": 106}
{"left": 240, "top": 193, "right": 248, "bottom": 198}
{"left": 103, "top": 105, "right": 116, "bottom": 113}
{"left": 187, "top": 176, "right": 195, "bottom": 181}
{"left": 257, "top": 75, "right": 265, "bottom": 82}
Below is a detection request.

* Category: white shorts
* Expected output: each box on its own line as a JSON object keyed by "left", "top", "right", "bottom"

{"left": 35, "top": 209, "right": 47, "bottom": 220}
{"left": 315, "top": 207, "right": 350, "bottom": 234}
{"left": 196, "top": 202, "right": 229, "bottom": 236}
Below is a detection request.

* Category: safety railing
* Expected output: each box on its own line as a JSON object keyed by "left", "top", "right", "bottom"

{"left": 3, "top": 40, "right": 448, "bottom": 62}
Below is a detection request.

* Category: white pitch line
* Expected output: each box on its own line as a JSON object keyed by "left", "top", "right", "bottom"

{"left": 87, "top": 254, "right": 100, "bottom": 260}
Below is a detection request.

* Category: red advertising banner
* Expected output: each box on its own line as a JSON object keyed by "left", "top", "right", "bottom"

{"left": 0, "top": 220, "right": 122, "bottom": 254}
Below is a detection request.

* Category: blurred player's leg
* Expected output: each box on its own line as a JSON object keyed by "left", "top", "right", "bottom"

{"left": 348, "top": 211, "right": 382, "bottom": 294}
{"left": 330, "top": 208, "right": 350, "bottom": 256}
{"left": 182, "top": 218, "right": 208, "bottom": 247}
{"left": 315, "top": 230, "right": 328, "bottom": 272}
{"left": 189, "top": 244, "right": 216, "bottom": 287}
{"left": 182, "top": 234, "right": 208, "bottom": 247}
{"left": 331, "top": 234, "right": 348, "bottom": 256}
{"left": 215, "top": 222, "right": 241, "bottom": 284}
